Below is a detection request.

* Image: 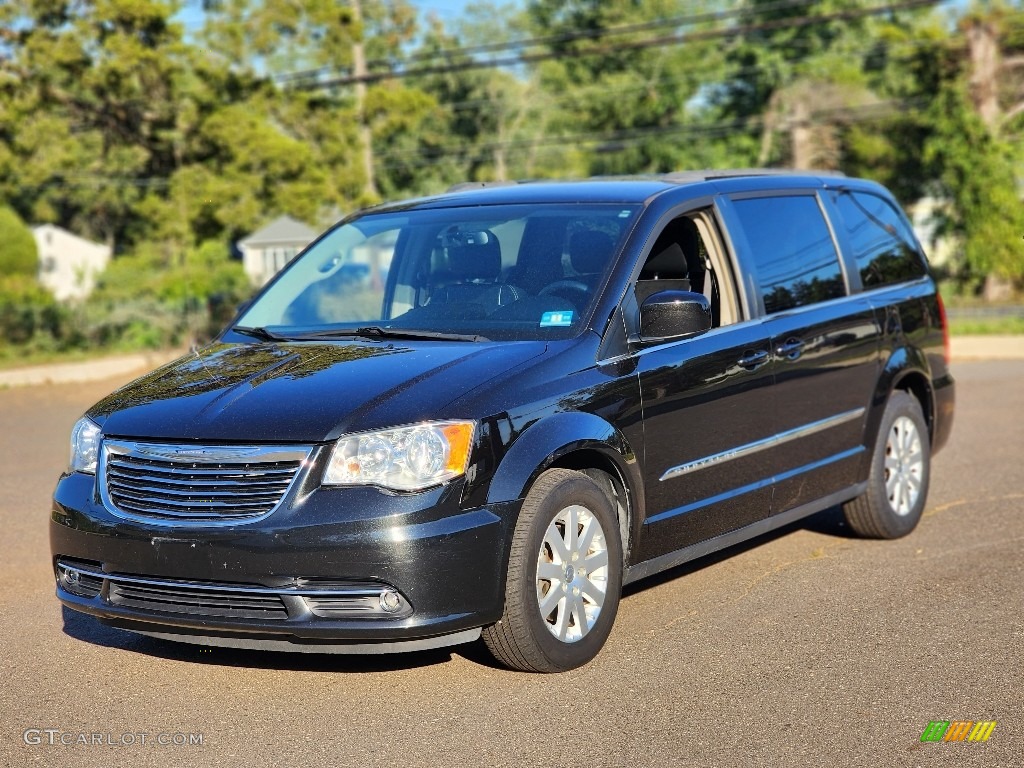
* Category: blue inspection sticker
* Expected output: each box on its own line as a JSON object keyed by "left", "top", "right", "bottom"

{"left": 540, "top": 311, "right": 574, "bottom": 327}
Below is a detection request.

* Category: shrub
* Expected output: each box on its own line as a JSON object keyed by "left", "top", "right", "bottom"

{"left": 0, "top": 208, "right": 39, "bottom": 277}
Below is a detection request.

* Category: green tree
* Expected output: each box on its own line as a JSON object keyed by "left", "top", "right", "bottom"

{"left": 0, "top": 0, "right": 194, "bottom": 249}
{"left": 715, "top": 0, "right": 939, "bottom": 170}
{"left": 843, "top": 2, "right": 1024, "bottom": 287}
{"left": 202, "top": 0, "right": 420, "bottom": 202}
{"left": 522, "top": 0, "right": 731, "bottom": 175}
{"left": 925, "top": 82, "right": 1024, "bottom": 284}
{"left": 836, "top": 13, "right": 950, "bottom": 203}
{"left": 0, "top": 206, "right": 38, "bottom": 276}
{"left": 408, "top": 9, "right": 557, "bottom": 186}
{"left": 200, "top": 0, "right": 416, "bottom": 74}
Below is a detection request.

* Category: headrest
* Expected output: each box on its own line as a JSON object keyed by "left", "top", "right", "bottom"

{"left": 641, "top": 242, "right": 688, "bottom": 280}
{"left": 643, "top": 218, "right": 699, "bottom": 279}
{"left": 568, "top": 230, "right": 615, "bottom": 275}
{"left": 445, "top": 230, "right": 501, "bottom": 281}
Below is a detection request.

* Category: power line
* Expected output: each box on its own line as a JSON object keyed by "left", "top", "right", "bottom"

{"left": 6, "top": 3, "right": 949, "bottom": 195}
{"left": 276, "top": 0, "right": 827, "bottom": 83}
{"left": 372, "top": 98, "right": 929, "bottom": 172}
{"left": 287, "top": 0, "right": 940, "bottom": 89}
{"left": 436, "top": 34, "right": 944, "bottom": 114}
{"left": 11, "top": 20, "right": 940, "bottom": 194}
{"left": 8, "top": 98, "right": 926, "bottom": 191}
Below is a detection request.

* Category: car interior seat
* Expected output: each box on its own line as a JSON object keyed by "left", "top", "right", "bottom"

{"left": 636, "top": 218, "right": 699, "bottom": 304}
{"left": 430, "top": 230, "right": 522, "bottom": 311}
{"left": 568, "top": 230, "right": 615, "bottom": 290}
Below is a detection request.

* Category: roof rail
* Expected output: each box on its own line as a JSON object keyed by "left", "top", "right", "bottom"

{"left": 445, "top": 180, "right": 527, "bottom": 193}
{"left": 662, "top": 168, "right": 847, "bottom": 183}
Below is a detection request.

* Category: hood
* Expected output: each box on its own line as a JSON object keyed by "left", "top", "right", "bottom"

{"left": 89, "top": 340, "right": 547, "bottom": 443}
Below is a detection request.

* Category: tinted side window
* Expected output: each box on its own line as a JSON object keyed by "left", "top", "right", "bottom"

{"left": 732, "top": 195, "right": 845, "bottom": 314}
{"left": 833, "top": 191, "right": 927, "bottom": 289}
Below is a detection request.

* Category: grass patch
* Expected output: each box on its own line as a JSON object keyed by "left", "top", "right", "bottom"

{"left": 947, "top": 316, "right": 1024, "bottom": 335}
{"left": 0, "top": 347, "right": 91, "bottom": 370}
{"left": 0, "top": 344, "right": 157, "bottom": 371}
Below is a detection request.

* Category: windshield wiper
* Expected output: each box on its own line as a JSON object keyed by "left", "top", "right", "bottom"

{"left": 297, "top": 326, "right": 489, "bottom": 343}
{"left": 233, "top": 326, "right": 288, "bottom": 342}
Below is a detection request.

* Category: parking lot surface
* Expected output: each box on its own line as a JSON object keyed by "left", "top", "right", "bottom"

{"left": 1, "top": 360, "right": 1020, "bottom": 767}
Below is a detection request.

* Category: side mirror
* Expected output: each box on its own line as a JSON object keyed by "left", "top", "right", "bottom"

{"left": 639, "top": 290, "right": 712, "bottom": 343}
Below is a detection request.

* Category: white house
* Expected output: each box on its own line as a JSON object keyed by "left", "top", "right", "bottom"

{"left": 32, "top": 224, "right": 111, "bottom": 301}
{"left": 908, "top": 196, "right": 956, "bottom": 269}
{"left": 238, "top": 215, "right": 318, "bottom": 286}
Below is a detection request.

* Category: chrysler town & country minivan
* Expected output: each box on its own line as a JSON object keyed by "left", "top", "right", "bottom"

{"left": 52, "top": 170, "right": 955, "bottom": 671}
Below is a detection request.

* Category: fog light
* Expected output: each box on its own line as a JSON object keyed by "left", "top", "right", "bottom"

{"left": 60, "top": 566, "right": 80, "bottom": 585}
{"left": 379, "top": 589, "right": 402, "bottom": 613}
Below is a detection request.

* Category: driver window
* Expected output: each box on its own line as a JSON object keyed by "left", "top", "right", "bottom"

{"left": 637, "top": 212, "right": 738, "bottom": 329}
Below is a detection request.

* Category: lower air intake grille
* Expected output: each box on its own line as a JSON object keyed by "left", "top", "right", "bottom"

{"left": 108, "top": 580, "right": 289, "bottom": 620}
{"left": 100, "top": 441, "right": 312, "bottom": 524}
{"left": 54, "top": 560, "right": 414, "bottom": 622}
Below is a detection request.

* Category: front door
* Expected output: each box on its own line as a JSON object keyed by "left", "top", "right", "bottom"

{"left": 634, "top": 323, "right": 776, "bottom": 562}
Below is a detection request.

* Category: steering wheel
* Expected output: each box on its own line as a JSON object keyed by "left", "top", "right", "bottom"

{"left": 538, "top": 279, "right": 589, "bottom": 307}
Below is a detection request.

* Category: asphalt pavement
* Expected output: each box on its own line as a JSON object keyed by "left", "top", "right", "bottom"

{"left": 0, "top": 360, "right": 1020, "bottom": 768}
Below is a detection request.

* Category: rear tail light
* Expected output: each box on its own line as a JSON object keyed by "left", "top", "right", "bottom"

{"left": 936, "top": 291, "right": 951, "bottom": 365}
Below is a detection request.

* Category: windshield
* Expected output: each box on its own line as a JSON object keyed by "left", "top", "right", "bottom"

{"left": 235, "top": 203, "right": 641, "bottom": 342}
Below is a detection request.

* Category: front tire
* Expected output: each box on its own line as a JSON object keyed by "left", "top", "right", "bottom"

{"left": 482, "top": 468, "right": 623, "bottom": 672}
{"left": 844, "top": 391, "right": 930, "bottom": 538}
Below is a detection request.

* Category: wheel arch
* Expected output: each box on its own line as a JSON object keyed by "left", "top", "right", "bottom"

{"left": 549, "top": 451, "right": 634, "bottom": 564}
{"left": 486, "top": 411, "right": 644, "bottom": 562}
{"left": 891, "top": 370, "right": 934, "bottom": 439}
{"left": 857, "top": 346, "right": 936, "bottom": 484}
{"left": 879, "top": 345, "right": 936, "bottom": 441}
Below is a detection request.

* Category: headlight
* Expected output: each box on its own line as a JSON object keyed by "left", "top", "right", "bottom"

{"left": 69, "top": 417, "right": 102, "bottom": 474}
{"left": 324, "top": 420, "right": 475, "bottom": 491}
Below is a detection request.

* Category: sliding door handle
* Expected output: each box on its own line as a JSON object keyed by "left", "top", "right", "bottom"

{"left": 775, "top": 338, "right": 806, "bottom": 360}
{"left": 737, "top": 350, "right": 769, "bottom": 370}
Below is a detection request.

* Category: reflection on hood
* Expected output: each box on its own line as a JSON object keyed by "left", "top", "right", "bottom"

{"left": 88, "top": 339, "right": 546, "bottom": 443}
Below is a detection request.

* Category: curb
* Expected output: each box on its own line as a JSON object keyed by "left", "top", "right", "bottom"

{"left": 949, "top": 335, "right": 1024, "bottom": 362}
{"left": 0, "top": 350, "right": 185, "bottom": 389}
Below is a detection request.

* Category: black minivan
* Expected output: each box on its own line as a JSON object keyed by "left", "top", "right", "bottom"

{"left": 52, "top": 170, "right": 955, "bottom": 672}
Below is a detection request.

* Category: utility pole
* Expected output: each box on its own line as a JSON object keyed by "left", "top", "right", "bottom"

{"left": 351, "top": 0, "right": 379, "bottom": 202}
{"left": 790, "top": 97, "right": 813, "bottom": 170}
{"left": 966, "top": 18, "right": 1000, "bottom": 130}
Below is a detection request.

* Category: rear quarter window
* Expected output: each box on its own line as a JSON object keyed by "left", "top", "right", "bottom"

{"left": 832, "top": 191, "right": 927, "bottom": 289}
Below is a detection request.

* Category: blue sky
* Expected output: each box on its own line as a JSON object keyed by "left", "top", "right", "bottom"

{"left": 176, "top": 1, "right": 970, "bottom": 37}
{"left": 409, "top": 0, "right": 487, "bottom": 20}
{"left": 177, "top": 0, "right": 495, "bottom": 32}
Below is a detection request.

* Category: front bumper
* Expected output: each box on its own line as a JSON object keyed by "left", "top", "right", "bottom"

{"left": 51, "top": 471, "right": 519, "bottom": 652}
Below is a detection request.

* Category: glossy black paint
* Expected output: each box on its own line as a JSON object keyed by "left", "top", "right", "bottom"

{"left": 52, "top": 171, "right": 955, "bottom": 652}
{"left": 89, "top": 340, "right": 547, "bottom": 442}
{"left": 634, "top": 321, "right": 776, "bottom": 562}
{"left": 52, "top": 471, "right": 515, "bottom": 639}
{"left": 638, "top": 290, "right": 712, "bottom": 342}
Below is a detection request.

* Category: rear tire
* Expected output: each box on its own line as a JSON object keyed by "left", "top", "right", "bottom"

{"left": 844, "top": 391, "right": 930, "bottom": 539}
{"left": 482, "top": 468, "right": 623, "bottom": 672}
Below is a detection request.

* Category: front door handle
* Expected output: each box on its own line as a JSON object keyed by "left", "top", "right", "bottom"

{"left": 776, "top": 338, "right": 806, "bottom": 360}
{"left": 737, "top": 350, "right": 769, "bottom": 370}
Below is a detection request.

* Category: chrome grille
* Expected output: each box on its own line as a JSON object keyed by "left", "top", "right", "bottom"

{"left": 101, "top": 441, "right": 312, "bottom": 525}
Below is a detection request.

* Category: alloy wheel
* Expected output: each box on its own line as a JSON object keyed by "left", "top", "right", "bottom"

{"left": 884, "top": 415, "right": 924, "bottom": 516}
{"left": 535, "top": 504, "right": 610, "bottom": 643}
